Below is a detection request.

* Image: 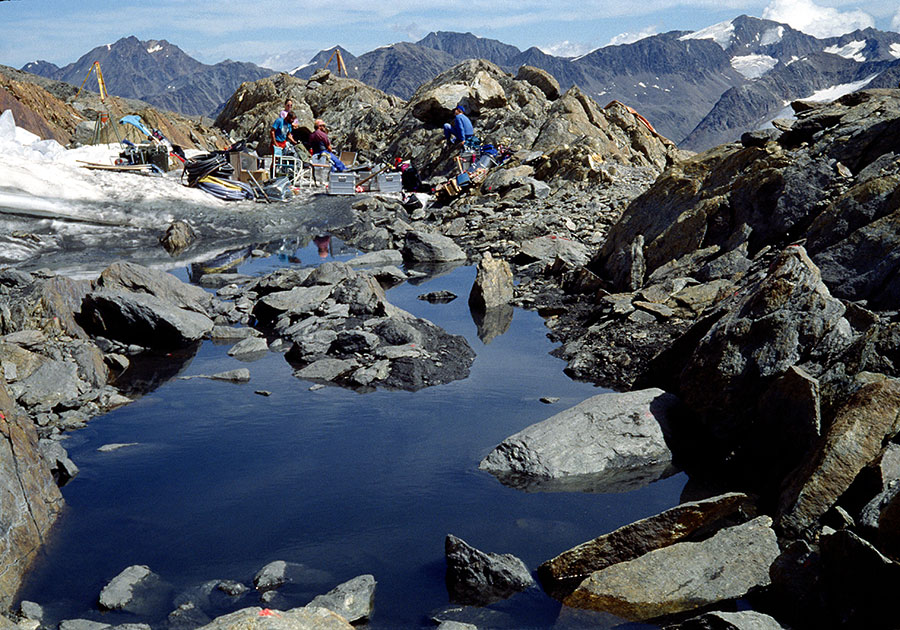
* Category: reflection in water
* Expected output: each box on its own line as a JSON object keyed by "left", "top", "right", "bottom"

{"left": 471, "top": 304, "right": 514, "bottom": 344}
{"left": 111, "top": 344, "right": 201, "bottom": 398}
{"left": 313, "top": 235, "right": 331, "bottom": 259}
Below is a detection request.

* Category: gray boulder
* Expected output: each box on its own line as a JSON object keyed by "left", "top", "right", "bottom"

{"left": 254, "top": 561, "right": 288, "bottom": 591}
{"left": 403, "top": 230, "right": 466, "bottom": 263}
{"left": 95, "top": 261, "right": 213, "bottom": 315}
{"left": 227, "top": 336, "right": 269, "bottom": 360}
{"left": 346, "top": 249, "right": 404, "bottom": 268}
{"left": 99, "top": 565, "right": 171, "bottom": 615}
{"left": 479, "top": 388, "right": 680, "bottom": 493}
{"left": 194, "top": 606, "right": 352, "bottom": 630}
{"left": 160, "top": 221, "right": 196, "bottom": 255}
{"left": 9, "top": 358, "right": 83, "bottom": 410}
{"left": 538, "top": 492, "right": 753, "bottom": 596}
{"left": 81, "top": 289, "right": 213, "bottom": 348}
{"left": 39, "top": 439, "right": 79, "bottom": 484}
{"left": 306, "top": 574, "right": 376, "bottom": 623}
{"left": 59, "top": 621, "right": 111, "bottom": 630}
{"left": 518, "top": 235, "right": 590, "bottom": 268}
{"left": 564, "top": 516, "right": 780, "bottom": 621}
{"left": 445, "top": 534, "right": 535, "bottom": 606}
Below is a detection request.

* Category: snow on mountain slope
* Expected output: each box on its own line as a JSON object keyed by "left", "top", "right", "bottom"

{"left": 731, "top": 54, "right": 779, "bottom": 79}
{"left": 679, "top": 20, "right": 736, "bottom": 49}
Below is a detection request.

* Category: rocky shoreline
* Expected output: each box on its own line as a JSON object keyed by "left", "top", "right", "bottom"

{"left": 3, "top": 59, "right": 900, "bottom": 629}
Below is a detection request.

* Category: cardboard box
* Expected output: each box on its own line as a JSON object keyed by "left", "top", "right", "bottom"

{"left": 239, "top": 169, "right": 268, "bottom": 184}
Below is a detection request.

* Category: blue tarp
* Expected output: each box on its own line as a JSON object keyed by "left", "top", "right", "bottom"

{"left": 119, "top": 115, "right": 153, "bottom": 138}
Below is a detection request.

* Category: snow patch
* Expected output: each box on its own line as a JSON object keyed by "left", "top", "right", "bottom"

{"left": 824, "top": 40, "right": 867, "bottom": 62}
{"left": 679, "top": 20, "right": 735, "bottom": 49}
{"left": 731, "top": 54, "right": 779, "bottom": 79}
{"left": 890, "top": 43, "right": 900, "bottom": 59}
{"left": 760, "top": 26, "right": 785, "bottom": 46}
{"left": 289, "top": 62, "right": 313, "bottom": 75}
{"left": 147, "top": 44, "right": 163, "bottom": 54}
{"left": 761, "top": 74, "right": 879, "bottom": 128}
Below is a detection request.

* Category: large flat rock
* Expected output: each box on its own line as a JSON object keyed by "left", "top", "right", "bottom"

{"left": 479, "top": 388, "right": 679, "bottom": 493}
{"left": 564, "top": 516, "right": 779, "bottom": 621}
{"left": 538, "top": 492, "right": 752, "bottom": 596}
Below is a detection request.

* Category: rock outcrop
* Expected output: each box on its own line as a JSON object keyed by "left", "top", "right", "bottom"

{"left": 0, "top": 381, "right": 63, "bottom": 609}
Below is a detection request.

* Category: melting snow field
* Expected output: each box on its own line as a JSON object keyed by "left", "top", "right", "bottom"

{"left": 824, "top": 40, "right": 867, "bottom": 62}
{"left": 0, "top": 110, "right": 331, "bottom": 276}
{"left": 731, "top": 54, "right": 779, "bottom": 79}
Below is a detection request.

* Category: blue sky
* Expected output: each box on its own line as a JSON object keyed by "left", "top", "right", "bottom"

{"left": 1, "top": 0, "right": 898, "bottom": 71}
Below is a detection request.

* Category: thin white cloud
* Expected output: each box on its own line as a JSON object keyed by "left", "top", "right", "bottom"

{"left": 893, "top": 8, "right": 900, "bottom": 31}
{"left": 606, "top": 26, "right": 660, "bottom": 46}
{"left": 539, "top": 40, "right": 595, "bottom": 57}
{"left": 762, "top": 0, "right": 874, "bottom": 38}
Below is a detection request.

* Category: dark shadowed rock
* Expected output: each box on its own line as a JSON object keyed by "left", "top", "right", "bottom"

{"left": 538, "top": 492, "right": 753, "bottom": 597}
{"left": 778, "top": 377, "right": 900, "bottom": 538}
{"left": 676, "top": 246, "right": 853, "bottom": 488}
{"left": 81, "top": 289, "right": 213, "bottom": 348}
{"left": 564, "top": 516, "right": 779, "bottom": 621}
{"left": 818, "top": 529, "right": 900, "bottom": 627}
{"left": 479, "top": 388, "right": 680, "bottom": 493}
{"left": 665, "top": 610, "right": 786, "bottom": 629}
{"left": 445, "top": 534, "right": 535, "bottom": 606}
{"left": 254, "top": 561, "right": 287, "bottom": 591}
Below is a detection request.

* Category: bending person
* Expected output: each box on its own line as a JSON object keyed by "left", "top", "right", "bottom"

{"left": 443, "top": 104, "right": 474, "bottom": 146}
{"left": 308, "top": 119, "right": 346, "bottom": 172}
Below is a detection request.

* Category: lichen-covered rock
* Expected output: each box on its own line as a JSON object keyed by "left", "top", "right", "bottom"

{"left": 538, "top": 492, "right": 753, "bottom": 596}
{"left": 778, "top": 377, "right": 900, "bottom": 537}
{"left": 468, "top": 252, "right": 513, "bottom": 311}
{"left": 564, "top": 516, "right": 779, "bottom": 621}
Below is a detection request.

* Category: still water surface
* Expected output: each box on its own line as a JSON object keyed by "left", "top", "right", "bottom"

{"left": 18, "top": 237, "right": 686, "bottom": 629}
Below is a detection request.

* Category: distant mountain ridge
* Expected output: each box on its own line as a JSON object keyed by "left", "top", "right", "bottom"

{"left": 22, "top": 36, "right": 274, "bottom": 117}
{"left": 20, "top": 21, "right": 900, "bottom": 149}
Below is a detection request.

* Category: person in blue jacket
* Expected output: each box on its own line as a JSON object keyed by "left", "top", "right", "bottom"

{"left": 443, "top": 104, "right": 474, "bottom": 146}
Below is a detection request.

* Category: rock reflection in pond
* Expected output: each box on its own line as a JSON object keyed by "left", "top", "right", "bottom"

{"left": 471, "top": 303, "right": 514, "bottom": 344}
